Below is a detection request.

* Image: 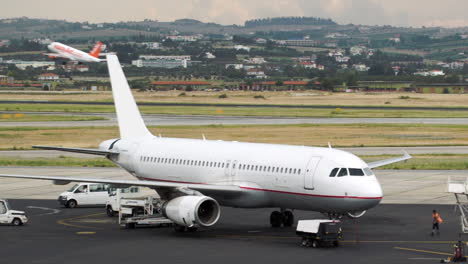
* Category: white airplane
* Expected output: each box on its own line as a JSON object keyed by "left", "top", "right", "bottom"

{"left": 45, "top": 41, "right": 105, "bottom": 63}
{"left": 0, "top": 55, "right": 411, "bottom": 231}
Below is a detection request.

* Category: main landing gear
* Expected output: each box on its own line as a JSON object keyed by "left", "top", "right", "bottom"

{"left": 270, "top": 209, "right": 294, "bottom": 227}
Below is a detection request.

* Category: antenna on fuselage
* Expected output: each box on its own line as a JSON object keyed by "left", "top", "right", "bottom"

{"left": 202, "top": 134, "right": 206, "bottom": 141}
{"left": 328, "top": 142, "right": 332, "bottom": 149}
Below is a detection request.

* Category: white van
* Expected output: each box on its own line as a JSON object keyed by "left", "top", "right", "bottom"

{"left": 0, "top": 199, "right": 28, "bottom": 226}
{"left": 58, "top": 183, "right": 110, "bottom": 208}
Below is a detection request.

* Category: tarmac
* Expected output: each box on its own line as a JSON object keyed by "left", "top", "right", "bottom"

{"left": 0, "top": 200, "right": 465, "bottom": 264}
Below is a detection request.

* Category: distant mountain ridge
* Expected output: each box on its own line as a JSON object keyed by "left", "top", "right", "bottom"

{"left": 245, "top": 17, "right": 337, "bottom": 27}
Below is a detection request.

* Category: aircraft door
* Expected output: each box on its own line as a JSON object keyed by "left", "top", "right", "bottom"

{"left": 304, "top": 157, "right": 321, "bottom": 190}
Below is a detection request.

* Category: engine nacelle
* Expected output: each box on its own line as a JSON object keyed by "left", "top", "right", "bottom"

{"left": 163, "top": 196, "right": 221, "bottom": 227}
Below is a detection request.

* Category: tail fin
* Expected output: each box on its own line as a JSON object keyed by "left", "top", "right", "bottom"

{"left": 89, "top": 41, "right": 103, "bottom": 58}
{"left": 106, "top": 54, "right": 152, "bottom": 139}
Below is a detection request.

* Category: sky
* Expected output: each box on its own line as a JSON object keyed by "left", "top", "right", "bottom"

{"left": 1, "top": 0, "right": 467, "bottom": 28}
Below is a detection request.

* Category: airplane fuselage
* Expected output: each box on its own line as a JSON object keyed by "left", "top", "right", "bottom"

{"left": 47, "top": 42, "right": 101, "bottom": 63}
{"left": 102, "top": 137, "right": 383, "bottom": 214}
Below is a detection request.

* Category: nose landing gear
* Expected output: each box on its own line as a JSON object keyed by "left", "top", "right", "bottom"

{"left": 270, "top": 209, "right": 294, "bottom": 227}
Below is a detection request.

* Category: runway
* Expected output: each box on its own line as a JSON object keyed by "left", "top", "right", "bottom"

{"left": 1, "top": 112, "right": 468, "bottom": 127}
{"left": 0, "top": 167, "right": 458, "bottom": 204}
{"left": 0, "top": 200, "right": 463, "bottom": 264}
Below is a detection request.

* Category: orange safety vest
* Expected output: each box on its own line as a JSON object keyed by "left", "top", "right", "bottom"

{"left": 433, "top": 213, "right": 443, "bottom": 223}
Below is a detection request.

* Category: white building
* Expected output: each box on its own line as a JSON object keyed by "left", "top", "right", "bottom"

{"left": 141, "top": 42, "right": 161, "bottom": 49}
{"left": 234, "top": 45, "right": 251, "bottom": 52}
{"left": 166, "top": 35, "right": 202, "bottom": 42}
{"left": 246, "top": 69, "right": 267, "bottom": 79}
{"left": 5, "top": 60, "right": 55, "bottom": 70}
{"left": 246, "top": 57, "right": 266, "bottom": 64}
{"left": 132, "top": 55, "right": 191, "bottom": 69}
{"left": 353, "top": 64, "right": 370, "bottom": 72}
{"left": 335, "top": 56, "right": 350, "bottom": 63}
{"left": 38, "top": 73, "right": 59, "bottom": 81}
{"left": 205, "top": 52, "right": 216, "bottom": 59}
{"left": 225, "top": 64, "right": 244, "bottom": 70}
{"left": 429, "top": 70, "right": 445, "bottom": 76}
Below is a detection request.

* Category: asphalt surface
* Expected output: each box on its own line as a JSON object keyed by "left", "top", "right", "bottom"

{"left": 2, "top": 112, "right": 468, "bottom": 127}
{"left": 0, "top": 200, "right": 465, "bottom": 264}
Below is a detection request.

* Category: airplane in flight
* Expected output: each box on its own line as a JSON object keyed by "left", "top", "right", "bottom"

{"left": 0, "top": 55, "right": 411, "bottom": 231}
{"left": 45, "top": 41, "right": 105, "bottom": 63}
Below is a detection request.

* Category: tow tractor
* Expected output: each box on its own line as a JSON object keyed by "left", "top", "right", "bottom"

{"left": 296, "top": 219, "right": 342, "bottom": 248}
{"left": 106, "top": 187, "right": 173, "bottom": 229}
{"left": 0, "top": 199, "right": 28, "bottom": 226}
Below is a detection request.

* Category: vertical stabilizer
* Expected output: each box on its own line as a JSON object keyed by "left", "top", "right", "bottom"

{"left": 106, "top": 54, "right": 152, "bottom": 139}
{"left": 89, "top": 41, "right": 103, "bottom": 58}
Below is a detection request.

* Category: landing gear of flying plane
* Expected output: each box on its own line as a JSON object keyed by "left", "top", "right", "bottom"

{"left": 270, "top": 210, "right": 294, "bottom": 227}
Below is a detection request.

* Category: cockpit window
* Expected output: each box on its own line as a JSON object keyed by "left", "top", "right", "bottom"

{"left": 329, "top": 168, "right": 339, "bottom": 177}
{"left": 337, "top": 168, "right": 348, "bottom": 177}
{"left": 349, "top": 168, "right": 365, "bottom": 176}
{"left": 363, "top": 167, "right": 373, "bottom": 176}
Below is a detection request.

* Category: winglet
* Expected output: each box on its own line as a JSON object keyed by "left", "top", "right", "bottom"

{"left": 106, "top": 54, "right": 152, "bottom": 139}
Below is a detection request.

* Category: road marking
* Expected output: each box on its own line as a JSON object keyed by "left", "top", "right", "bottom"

{"left": 394, "top": 247, "right": 459, "bottom": 257}
{"left": 76, "top": 231, "right": 96, "bottom": 235}
{"left": 27, "top": 206, "right": 60, "bottom": 216}
{"left": 57, "top": 213, "right": 105, "bottom": 229}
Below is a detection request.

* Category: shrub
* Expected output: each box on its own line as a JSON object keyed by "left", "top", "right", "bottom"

{"left": 219, "top": 94, "right": 228, "bottom": 99}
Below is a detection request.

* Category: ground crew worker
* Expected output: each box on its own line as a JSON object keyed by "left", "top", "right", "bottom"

{"left": 431, "top": 210, "right": 443, "bottom": 236}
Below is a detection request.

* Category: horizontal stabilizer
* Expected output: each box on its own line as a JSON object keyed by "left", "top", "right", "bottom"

{"left": 368, "top": 151, "right": 412, "bottom": 169}
{"left": 0, "top": 174, "right": 241, "bottom": 193}
{"left": 32, "top": 145, "right": 118, "bottom": 156}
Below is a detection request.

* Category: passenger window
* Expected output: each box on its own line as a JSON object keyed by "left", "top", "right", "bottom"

{"left": 298, "top": 169, "right": 301, "bottom": 174}
{"left": 75, "top": 185, "right": 88, "bottom": 193}
{"left": 337, "top": 168, "right": 348, "bottom": 177}
{"left": 280, "top": 168, "right": 283, "bottom": 173}
{"left": 289, "top": 168, "right": 292, "bottom": 174}
{"left": 293, "top": 169, "right": 296, "bottom": 174}
{"left": 349, "top": 168, "right": 365, "bottom": 176}
{"left": 329, "top": 168, "right": 339, "bottom": 177}
{"left": 0, "top": 201, "right": 6, "bottom": 214}
{"left": 90, "top": 184, "right": 103, "bottom": 192}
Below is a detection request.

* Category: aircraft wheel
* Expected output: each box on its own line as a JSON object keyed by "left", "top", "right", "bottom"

{"left": 270, "top": 211, "right": 283, "bottom": 227}
{"left": 283, "top": 210, "right": 294, "bottom": 227}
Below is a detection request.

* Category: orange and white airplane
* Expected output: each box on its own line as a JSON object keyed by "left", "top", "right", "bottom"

{"left": 45, "top": 41, "right": 105, "bottom": 63}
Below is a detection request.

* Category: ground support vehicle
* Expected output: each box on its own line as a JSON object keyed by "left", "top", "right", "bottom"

{"left": 0, "top": 199, "right": 28, "bottom": 226}
{"left": 117, "top": 195, "right": 173, "bottom": 229}
{"left": 296, "top": 220, "right": 342, "bottom": 248}
{"left": 58, "top": 183, "right": 110, "bottom": 208}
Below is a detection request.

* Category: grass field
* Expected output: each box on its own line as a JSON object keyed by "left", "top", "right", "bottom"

{"left": 0, "top": 154, "right": 466, "bottom": 170}
{"left": 0, "top": 114, "right": 106, "bottom": 122}
{"left": 2, "top": 103, "right": 468, "bottom": 118}
{"left": 2, "top": 123, "right": 468, "bottom": 150}
{"left": 3, "top": 91, "right": 468, "bottom": 108}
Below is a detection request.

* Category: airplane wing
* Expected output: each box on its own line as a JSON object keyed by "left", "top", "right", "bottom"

{"left": 367, "top": 151, "right": 412, "bottom": 169}
{"left": 0, "top": 174, "right": 241, "bottom": 193}
{"left": 32, "top": 145, "right": 117, "bottom": 156}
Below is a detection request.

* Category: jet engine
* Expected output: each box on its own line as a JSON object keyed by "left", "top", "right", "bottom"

{"left": 163, "top": 196, "right": 221, "bottom": 227}
{"left": 347, "top": 210, "right": 367, "bottom": 219}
